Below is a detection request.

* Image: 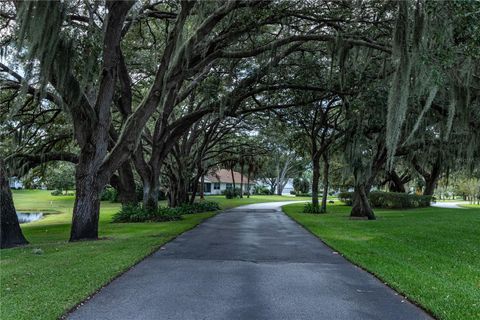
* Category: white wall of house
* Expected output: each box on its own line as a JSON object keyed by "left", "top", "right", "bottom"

{"left": 9, "top": 177, "right": 24, "bottom": 189}
{"left": 204, "top": 182, "right": 253, "bottom": 195}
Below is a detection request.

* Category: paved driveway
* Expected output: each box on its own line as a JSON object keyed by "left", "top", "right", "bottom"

{"left": 68, "top": 202, "right": 432, "bottom": 320}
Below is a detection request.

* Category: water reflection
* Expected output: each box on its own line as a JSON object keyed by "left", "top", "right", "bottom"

{"left": 17, "top": 212, "right": 44, "bottom": 224}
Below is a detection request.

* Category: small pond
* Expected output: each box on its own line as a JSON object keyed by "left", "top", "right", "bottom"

{"left": 16, "top": 212, "right": 44, "bottom": 224}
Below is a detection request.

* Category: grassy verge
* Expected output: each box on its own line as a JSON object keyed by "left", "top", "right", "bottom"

{"left": 283, "top": 203, "right": 480, "bottom": 320}
{"left": 1, "top": 190, "right": 305, "bottom": 320}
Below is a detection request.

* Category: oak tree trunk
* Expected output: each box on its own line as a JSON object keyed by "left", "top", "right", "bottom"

{"left": 311, "top": 156, "right": 320, "bottom": 207}
{"left": 320, "top": 154, "right": 329, "bottom": 213}
{"left": 240, "top": 163, "right": 244, "bottom": 198}
{"left": 110, "top": 161, "right": 137, "bottom": 205}
{"left": 199, "top": 175, "right": 205, "bottom": 200}
{"left": 246, "top": 169, "right": 251, "bottom": 198}
{"left": 143, "top": 178, "right": 160, "bottom": 212}
{"left": 70, "top": 156, "right": 105, "bottom": 241}
{"left": 1, "top": 160, "right": 29, "bottom": 249}
{"left": 350, "top": 184, "right": 375, "bottom": 220}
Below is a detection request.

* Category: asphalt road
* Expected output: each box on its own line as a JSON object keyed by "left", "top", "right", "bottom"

{"left": 68, "top": 202, "right": 432, "bottom": 320}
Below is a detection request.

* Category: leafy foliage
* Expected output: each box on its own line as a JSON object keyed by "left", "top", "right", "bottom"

{"left": 222, "top": 188, "right": 242, "bottom": 199}
{"left": 112, "top": 201, "right": 220, "bottom": 223}
{"left": 112, "top": 205, "right": 182, "bottom": 223}
{"left": 339, "top": 192, "right": 432, "bottom": 209}
{"left": 293, "top": 177, "right": 310, "bottom": 194}
{"left": 303, "top": 202, "right": 324, "bottom": 214}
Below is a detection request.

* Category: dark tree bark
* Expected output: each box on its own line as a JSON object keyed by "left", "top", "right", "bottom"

{"left": 199, "top": 174, "right": 205, "bottom": 200}
{"left": 1, "top": 160, "right": 29, "bottom": 249}
{"left": 143, "top": 177, "right": 160, "bottom": 211}
{"left": 311, "top": 155, "right": 321, "bottom": 207}
{"left": 110, "top": 161, "right": 137, "bottom": 205}
{"left": 231, "top": 167, "right": 236, "bottom": 190}
{"left": 349, "top": 144, "right": 387, "bottom": 220}
{"left": 246, "top": 167, "right": 251, "bottom": 198}
{"left": 320, "top": 153, "right": 329, "bottom": 213}
{"left": 351, "top": 183, "right": 375, "bottom": 220}
{"left": 386, "top": 170, "right": 408, "bottom": 193}
{"left": 239, "top": 162, "right": 244, "bottom": 198}
{"left": 412, "top": 154, "right": 442, "bottom": 196}
{"left": 70, "top": 151, "right": 106, "bottom": 241}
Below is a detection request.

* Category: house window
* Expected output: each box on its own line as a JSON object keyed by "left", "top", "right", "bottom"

{"left": 226, "top": 183, "right": 232, "bottom": 190}
{"left": 204, "top": 183, "right": 212, "bottom": 193}
{"left": 214, "top": 183, "right": 220, "bottom": 190}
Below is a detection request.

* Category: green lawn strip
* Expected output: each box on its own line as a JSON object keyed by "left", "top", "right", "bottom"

{"left": 282, "top": 203, "right": 480, "bottom": 320}
{"left": 1, "top": 190, "right": 306, "bottom": 320}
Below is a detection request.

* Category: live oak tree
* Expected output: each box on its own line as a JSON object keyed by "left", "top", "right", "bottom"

{"left": 0, "top": 158, "right": 29, "bottom": 248}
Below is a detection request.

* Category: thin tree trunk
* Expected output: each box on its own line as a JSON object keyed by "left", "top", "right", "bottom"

{"left": 200, "top": 174, "right": 205, "bottom": 200}
{"left": 311, "top": 156, "right": 320, "bottom": 207}
{"left": 231, "top": 168, "right": 236, "bottom": 190}
{"left": 350, "top": 183, "right": 375, "bottom": 220}
{"left": 240, "top": 163, "right": 244, "bottom": 198}
{"left": 246, "top": 169, "right": 251, "bottom": 198}
{"left": 1, "top": 160, "right": 29, "bottom": 249}
{"left": 320, "top": 153, "right": 329, "bottom": 213}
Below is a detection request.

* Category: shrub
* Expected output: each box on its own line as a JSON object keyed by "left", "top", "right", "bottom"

{"left": 223, "top": 188, "right": 242, "bottom": 199}
{"left": 100, "top": 187, "right": 118, "bottom": 202}
{"left": 175, "top": 201, "right": 220, "bottom": 214}
{"left": 338, "top": 191, "right": 432, "bottom": 209}
{"left": 112, "top": 204, "right": 182, "bottom": 223}
{"left": 338, "top": 192, "right": 353, "bottom": 205}
{"left": 50, "top": 189, "right": 63, "bottom": 196}
{"left": 290, "top": 190, "right": 296, "bottom": 195}
{"left": 253, "top": 186, "right": 271, "bottom": 195}
{"left": 293, "top": 177, "right": 310, "bottom": 194}
{"left": 303, "top": 202, "right": 324, "bottom": 214}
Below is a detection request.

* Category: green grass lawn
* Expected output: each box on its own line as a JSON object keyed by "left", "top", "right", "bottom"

{"left": 283, "top": 203, "right": 480, "bottom": 320}
{"left": 1, "top": 190, "right": 305, "bottom": 320}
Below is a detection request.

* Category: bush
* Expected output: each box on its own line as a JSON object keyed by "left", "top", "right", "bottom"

{"left": 303, "top": 203, "right": 324, "bottom": 214}
{"left": 101, "top": 187, "right": 118, "bottom": 202}
{"left": 50, "top": 189, "right": 63, "bottom": 196}
{"left": 338, "top": 191, "right": 432, "bottom": 209}
{"left": 174, "top": 201, "right": 220, "bottom": 215}
{"left": 338, "top": 192, "right": 353, "bottom": 205}
{"left": 223, "top": 188, "right": 242, "bottom": 199}
{"left": 290, "top": 190, "right": 296, "bottom": 195}
{"left": 253, "top": 186, "right": 271, "bottom": 195}
{"left": 112, "top": 204, "right": 182, "bottom": 223}
{"left": 293, "top": 177, "right": 310, "bottom": 194}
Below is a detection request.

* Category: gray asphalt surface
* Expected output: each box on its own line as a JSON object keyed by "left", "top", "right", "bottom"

{"left": 68, "top": 202, "right": 432, "bottom": 320}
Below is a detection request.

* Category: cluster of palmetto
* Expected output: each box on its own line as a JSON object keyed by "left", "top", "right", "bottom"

{"left": 1, "top": 1, "right": 479, "bottom": 248}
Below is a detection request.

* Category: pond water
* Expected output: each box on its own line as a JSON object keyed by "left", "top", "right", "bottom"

{"left": 16, "top": 212, "right": 44, "bottom": 224}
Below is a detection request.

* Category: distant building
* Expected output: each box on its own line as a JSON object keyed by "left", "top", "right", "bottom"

{"left": 9, "top": 177, "right": 24, "bottom": 189}
{"left": 256, "top": 178, "right": 295, "bottom": 195}
{"left": 203, "top": 169, "right": 254, "bottom": 195}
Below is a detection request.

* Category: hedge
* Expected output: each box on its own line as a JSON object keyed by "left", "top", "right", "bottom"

{"left": 338, "top": 191, "right": 432, "bottom": 209}
{"left": 112, "top": 201, "right": 220, "bottom": 223}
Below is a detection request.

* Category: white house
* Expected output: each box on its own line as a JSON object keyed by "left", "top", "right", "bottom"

{"left": 203, "top": 169, "right": 254, "bottom": 195}
{"left": 9, "top": 177, "right": 24, "bottom": 189}
{"left": 256, "top": 178, "right": 295, "bottom": 195}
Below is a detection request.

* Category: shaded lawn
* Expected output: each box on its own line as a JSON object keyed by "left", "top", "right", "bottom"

{"left": 1, "top": 190, "right": 306, "bottom": 320}
{"left": 283, "top": 203, "right": 480, "bottom": 320}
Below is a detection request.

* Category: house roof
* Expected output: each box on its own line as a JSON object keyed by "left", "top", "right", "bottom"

{"left": 204, "top": 169, "right": 250, "bottom": 184}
